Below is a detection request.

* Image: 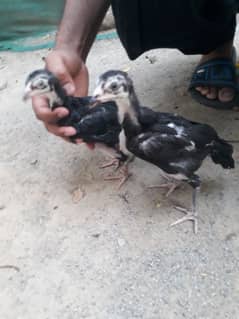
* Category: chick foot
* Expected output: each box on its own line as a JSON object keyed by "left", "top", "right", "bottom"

{"left": 170, "top": 206, "right": 198, "bottom": 234}
{"left": 99, "top": 158, "right": 120, "bottom": 169}
{"left": 148, "top": 182, "right": 180, "bottom": 197}
{"left": 104, "top": 164, "right": 131, "bottom": 189}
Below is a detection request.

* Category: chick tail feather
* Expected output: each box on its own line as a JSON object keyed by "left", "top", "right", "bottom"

{"left": 210, "top": 138, "right": 235, "bottom": 169}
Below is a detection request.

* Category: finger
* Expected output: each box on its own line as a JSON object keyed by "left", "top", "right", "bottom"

{"left": 45, "top": 124, "right": 77, "bottom": 137}
{"left": 32, "top": 96, "right": 55, "bottom": 122}
{"left": 45, "top": 54, "right": 75, "bottom": 95}
{"left": 206, "top": 87, "right": 217, "bottom": 100}
{"left": 200, "top": 87, "right": 209, "bottom": 95}
{"left": 218, "top": 87, "right": 235, "bottom": 102}
{"left": 195, "top": 86, "right": 202, "bottom": 92}
{"left": 32, "top": 97, "right": 69, "bottom": 123}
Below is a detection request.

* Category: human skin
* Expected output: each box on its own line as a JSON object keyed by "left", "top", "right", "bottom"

{"left": 32, "top": 0, "right": 235, "bottom": 141}
{"left": 32, "top": 0, "right": 110, "bottom": 141}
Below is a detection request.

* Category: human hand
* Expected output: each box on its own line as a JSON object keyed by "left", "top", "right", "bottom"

{"left": 32, "top": 49, "right": 89, "bottom": 140}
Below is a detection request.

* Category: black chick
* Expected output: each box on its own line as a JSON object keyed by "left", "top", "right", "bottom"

{"left": 93, "top": 70, "right": 235, "bottom": 233}
{"left": 23, "top": 69, "right": 126, "bottom": 169}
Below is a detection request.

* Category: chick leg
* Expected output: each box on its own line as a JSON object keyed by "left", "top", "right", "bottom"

{"left": 170, "top": 187, "right": 199, "bottom": 234}
{"left": 104, "top": 163, "right": 131, "bottom": 188}
{"left": 94, "top": 144, "right": 120, "bottom": 169}
{"left": 148, "top": 182, "right": 180, "bottom": 197}
{"left": 103, "top": 157, "right": 134, "bottom": 189}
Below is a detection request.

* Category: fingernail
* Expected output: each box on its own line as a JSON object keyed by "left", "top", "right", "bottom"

{"left": 57, "top": 110, "right": 68, "bottom": 118}
{"left": 64, "top": 83, "right": 75, "bottom": 95}
{"left": 63, "top": 128, "right": 76, "bottom": 137}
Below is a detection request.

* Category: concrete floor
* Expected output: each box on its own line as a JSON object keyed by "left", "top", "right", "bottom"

{"left": 0, "top": 34, "right": 239, "bottom": 319}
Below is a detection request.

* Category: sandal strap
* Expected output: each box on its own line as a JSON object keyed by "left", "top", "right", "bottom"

{"left": 189, "top": 58, "right": 238, "bottom": 91}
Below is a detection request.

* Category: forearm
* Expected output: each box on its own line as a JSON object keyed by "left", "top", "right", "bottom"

{"left": 55, "top": 0, "right": 110, "bottom": 60}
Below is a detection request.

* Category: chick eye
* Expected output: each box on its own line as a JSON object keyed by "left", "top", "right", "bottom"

{"left": 110, "top": 82, "right": 118, "bottom": 91}
{"left": 36, "top": 80, "right": 45, "bottom": 88}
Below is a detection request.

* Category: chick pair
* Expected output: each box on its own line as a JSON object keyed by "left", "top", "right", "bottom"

{"left": 24, "top": 69, "right": 128, "bottom": 179}
{"left": 24, "top": 69, "right": 235, "bottom": 233}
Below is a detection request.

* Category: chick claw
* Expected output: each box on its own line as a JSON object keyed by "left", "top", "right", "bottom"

{"left": 170, "top": 206, "right": 198, "bottom": 234}
{"left": 103, "top": 164, "right": 131, "bottom": 189}
{"left": 148, "top": 182, "right": 180, "bottom": 197}
{"left": 99, "top": 158, "right": 120, "bottom": 169}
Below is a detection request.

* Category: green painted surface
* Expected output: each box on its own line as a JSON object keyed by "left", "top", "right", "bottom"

{"left": 0, "top": 1, "right": 118, "bottom": 51}
{"left": 0, "top": 0, "right": 64, "bottom": 41}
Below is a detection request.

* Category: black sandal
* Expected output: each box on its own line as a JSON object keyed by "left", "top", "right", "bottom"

{"left": 189, "top": 53, "right": 239, "bottom": 110}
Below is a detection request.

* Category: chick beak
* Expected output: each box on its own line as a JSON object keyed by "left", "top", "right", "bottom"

{"left": 92, "top": 85, "right": 105, "bottom": 102}
{"left": 89, "top": 96, "right": 99, "bottom": 107}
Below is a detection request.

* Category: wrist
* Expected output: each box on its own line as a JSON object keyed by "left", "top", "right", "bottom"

{"left": 55, "top": 35, "right": 86, "bottom": 58}
{"left": 54, "top": 0, "right": 110, "bottom": 62}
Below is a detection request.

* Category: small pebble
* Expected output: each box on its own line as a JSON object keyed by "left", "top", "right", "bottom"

{"left": 30, "top": 160, "right": 38, "bottom": 165}
{"left": 156, "top": 202, "right": 161, "bottom": 208}
{"left": 122, "top": 66, "right": 131, "bottom": 73}
{"left": 0, "top": 205, "right": 5, "bottom": 210}
{"left": 145, "top": 55, "right": 157, "bottom": 64}
{"left": 92, "top": 233, "right": 101, "bottom": 238}
{"left": 117, "top": 238, "right": 126, "bottom": 247}
{"left": 72, "top": 187, "right": 85, "bottom": 203}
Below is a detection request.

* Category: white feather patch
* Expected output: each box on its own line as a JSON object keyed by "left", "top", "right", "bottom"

{"left": 116, "top": 99, "right": 139, "bottom": 126}
{"left": 167, "top": 123, "right": 184, "bottom": 136}
{"left": 119, "top": 130, "right": 132, "bottom": 156}
{"left": 170, "top": 161, "right": 188, "bottom": 170}
{"left": 45, "top": 91, "right": 62, "bottom": 109}
{"left": 140, "top": 136, "right": 157, "bottom": 152}
{"left": 185, "top": 141, "right": 195, "bottom": 151}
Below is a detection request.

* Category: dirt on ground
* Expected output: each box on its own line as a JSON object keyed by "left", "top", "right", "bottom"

{"left": 0, "top": 33, "right": 239, "bottom": 319}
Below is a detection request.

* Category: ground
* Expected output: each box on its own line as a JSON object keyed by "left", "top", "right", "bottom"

{"left": 0, "top": 32, "right": 239, "bottom": 319}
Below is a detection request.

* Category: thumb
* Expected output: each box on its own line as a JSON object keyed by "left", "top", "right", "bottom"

{"left": 63, "top": 82, "right": 75, "bottom": 95}
{"left": 45, "top": 53, "right": 75, "bottom": 95}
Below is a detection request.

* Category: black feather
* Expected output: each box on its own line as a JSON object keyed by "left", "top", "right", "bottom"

{"left": 122, "top": 105, "right": 235, "bottom": 185}
{"left": 210, "top": 138, "right": 234, "bottom": 168}
{"left": 26, "top": 69, "right": 124, "bottom": 158}
{"left": 72, "top": 101, "right": 122, "bottom": 147}
{"left": 55, "top": 96, "right": 92, "bottom": 127}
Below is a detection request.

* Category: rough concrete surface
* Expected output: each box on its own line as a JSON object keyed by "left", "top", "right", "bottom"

{"left": 0, "top": 32, "right": 239, "bottom": 319}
